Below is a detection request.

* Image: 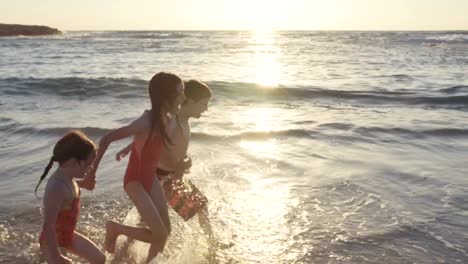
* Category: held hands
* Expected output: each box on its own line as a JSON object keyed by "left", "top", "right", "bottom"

{"left": 78, "top": 166, "right": 97, "bottom": 191}
{"left": 116, "top": 145, "right": 131, "bottom": 161}
{"left": 78, "top": 175, "right": 96, "bottom": 191}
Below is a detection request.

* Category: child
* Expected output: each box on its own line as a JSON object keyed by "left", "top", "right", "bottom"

{"left": 87, "top": 72, "right": 185, "bottom": 263}
{"left": 37, "top": 131, "right": 105, "bottom": 264}
{"left": 116, "top": 80, "right": 218, "bottom": 252}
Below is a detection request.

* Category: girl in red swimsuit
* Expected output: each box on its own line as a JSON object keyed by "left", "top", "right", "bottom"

{"left": 88, "top": 72, "right": 185, "bottom": 263}
{"left": 37, "top": 131, "right": 105, "bottom": 264}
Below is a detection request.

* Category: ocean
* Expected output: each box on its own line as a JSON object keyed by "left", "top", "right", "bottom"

{"left": 0, "top": 31, "right": 467, "bottom": 263}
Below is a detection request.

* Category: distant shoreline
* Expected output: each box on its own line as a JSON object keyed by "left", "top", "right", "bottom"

{"left": 0, "top": 23, "right": 61, "bottom": 37}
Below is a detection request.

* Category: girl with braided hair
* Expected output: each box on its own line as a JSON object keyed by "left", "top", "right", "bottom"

{"left": 37, "top": 130, "right": 105, "bottom": 264}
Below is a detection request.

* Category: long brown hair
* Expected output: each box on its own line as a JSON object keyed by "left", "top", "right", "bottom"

{"left": 147, "top": 72, "right": 183, "bottom": 146}
{"left": 35, "top": 131, "right": 96, "bottom": 196}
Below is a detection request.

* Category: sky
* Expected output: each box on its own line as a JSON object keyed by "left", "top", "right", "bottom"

{"left": 1, "top": 0, "right": 468, "bottom": 31}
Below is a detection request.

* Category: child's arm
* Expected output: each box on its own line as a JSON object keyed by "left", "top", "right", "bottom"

{"left": 86, "top": 113, "right": 148, "bottom": 182}
{"left": 87, "top": 125, "right": 139, "bottom": 180}
{"left": 42, "top": 183, "right": 73, "bottom": 263}
{"left": 116, "top": 142, "right": 133, "bottom": 161}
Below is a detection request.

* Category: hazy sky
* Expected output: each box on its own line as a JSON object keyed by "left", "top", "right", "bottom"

{"left": 2, "top": 0, "right": 468, "bottom": 30}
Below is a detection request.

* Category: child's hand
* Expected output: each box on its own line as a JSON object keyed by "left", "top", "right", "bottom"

{"left": 116, "top": 147, "right": 130, "bottom": 161}
{"left": 79, "top": 175, "right": 96, "bottom": 191}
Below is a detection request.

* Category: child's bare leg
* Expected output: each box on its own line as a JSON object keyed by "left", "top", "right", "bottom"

{"left": 150, "top": 179, "right": 171, "bottom": 234}
{"left": 40, "top": 243, "right": 62, "bottom": 264}
{"left": 125, "top": 181, "right": 169, "bottom": 263}
{"left": 69, "top": 232, "right": 106, "bottom": 264}
{"left": 105, "top": 220, "right": 153, "bottom": 253}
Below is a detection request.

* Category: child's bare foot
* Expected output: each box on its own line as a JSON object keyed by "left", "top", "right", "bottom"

{"left": 105, "top": 221, "right": 119, "bottom": 253}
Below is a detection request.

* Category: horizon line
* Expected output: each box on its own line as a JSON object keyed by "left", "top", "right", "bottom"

{"left": 60, "top": 28, "right": 468, "bottom": 32}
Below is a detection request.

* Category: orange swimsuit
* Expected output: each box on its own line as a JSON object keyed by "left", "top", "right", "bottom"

{"left": 39, "top": 189, "right": 80, "bottom": 249}
{"left": 124, "top": 136, "right": 163, "bottom": 192}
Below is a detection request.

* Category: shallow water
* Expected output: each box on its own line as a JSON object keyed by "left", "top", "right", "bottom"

{"left": 0, "top": 31, "right": 467, "bottom": 263}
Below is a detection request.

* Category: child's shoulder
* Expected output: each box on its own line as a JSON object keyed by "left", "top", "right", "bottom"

{"left": 44, "top": 176, "right": 71, "bottom": 198}
{"left": 129, "top": 110, "right": 152, "bottom": 132}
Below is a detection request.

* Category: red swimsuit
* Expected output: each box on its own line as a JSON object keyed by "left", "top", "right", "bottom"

{"left": 123, "top": 136, "right": 163, "bottom": 192}
{"left": 39, "top": 189, "right": 80, "bottom": 249}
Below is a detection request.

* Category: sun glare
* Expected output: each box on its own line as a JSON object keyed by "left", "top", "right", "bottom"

{"left": 252, "top": 30, "right": 282, "bottom": 87}
{"left": 239, "top": 139, "right": 277, "bottom": 155}
{"left": 232, "top": 107, "right": 281, "bottom": 155}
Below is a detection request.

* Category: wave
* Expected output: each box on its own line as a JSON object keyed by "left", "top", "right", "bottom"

{"left": 191, "top": 129, "right": 315, "bottom": 141}
{"left": 211, "top": 81, "right": 468, "bottom": 106}
{"left": 0, "top": 120, "right": 313, "bottom": 140}
{"left": 3, "top": 117, "right": 468, "bottom": 141}
{"left": 0, "top": 77, "right": 147, "bottom": 98}
{"left": 318, "top": 122, "right": 468, "bottom": 138}
{"left": 0, "top": 118, "right": 113, "bottom": 137}
{"left": 424, "top": 33, "right": 468, "bottom": 44}
{"left": 375, "top": 74, "right": 414, "bottom": 80}
{"left": 439, "top": 85, "right": 468, "bottom": 94}
{"left": 67, "top": 31, "right": 190, "bottom": 40}
{"left": 2, "top": 77, "right": 468, "bottom": 107}
{"left": 125, "top": 32, "right": 188, "bottom": 39}
{"left": 402, "top": 32, "right": 468, "bottom": 45}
